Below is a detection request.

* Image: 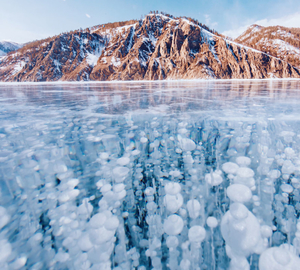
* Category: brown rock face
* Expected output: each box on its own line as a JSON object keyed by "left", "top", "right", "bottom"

{"left": 1, "top": 14, "right": 299, "bottom": 82}
{"left": 235, "top": 24, "right": 300, "bottom": 69}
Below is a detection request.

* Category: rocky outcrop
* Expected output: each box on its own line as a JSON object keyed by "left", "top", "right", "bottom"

{"left": 0, "top": 14, "right": 299, "bottom": 82}
{"left": 235, "top": 25, "right": 300, "bottom": 69}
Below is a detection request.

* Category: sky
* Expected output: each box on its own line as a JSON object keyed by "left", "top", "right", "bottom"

{"left": 1, "top": 0, "right": 300, "bottom": 43}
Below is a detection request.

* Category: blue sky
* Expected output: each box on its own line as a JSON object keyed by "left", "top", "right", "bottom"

{"left": 1, "top": 0, "right": 300, "bottom": 43}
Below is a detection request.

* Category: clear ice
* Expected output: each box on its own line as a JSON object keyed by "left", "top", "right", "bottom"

{"left": 1, "top": 80, "right": 300, "bottom": 269}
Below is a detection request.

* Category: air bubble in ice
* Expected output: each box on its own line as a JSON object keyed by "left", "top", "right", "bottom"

{"left": 236, "top": 156, "right": 251, "bottom": 167}
{"left": 117, "top": 157, "right": 130, "bottom": 166}
{"left": 280, "top": 184, "right": 293, "bottom": 194}
{"left": 236, "top": 167, "right": 255, "bottom": 178}
{"left": 188, "top": 226, "right": 206, "bottom": 242}
{"left": 90, "top": 213, "right": 107, "bottom": 228}
{"left": 0, "top": 206, "right": 9, "bottom": 230}
{"left": 140, "top": 137, "right": 148, "bottom": 143}
{"left": 166, "top": 236, "right": 179, "bottom": 248}
{"left": 206, "top": 216, "right": 218, "bottom": 228}
{"left": 104, "top": 216, "right": 119, "bottom": 230}
{"left": 113, "top": 166, "right": 130, "bottom": 182}
{"left": 205, "top": 172, "right": 223, "bottom": 186}
{"left": 259, "top": 244, "right": 300, "bottom": 270}
{"left": 164, "top": 214, "right": 184, "bottom": 235}
{"left": 186, "top": 199, "right": 201, "bottom": 219}
{"left": 226, "top": 184, "right": 252, "bottom": 203}
{"left": 164, "top": 194, "right": 183, "bottom": 213}
{"left": 164, "top": 182, "right": 181, "bottom": 195}
{"left": 178, "top": 137, "right": 196, "bottom": 152}
{"left": 222, "top": 162, "right": 239, "bottom": 174}
{"left": 0, "top": 239, "right": 12, "bottom": 264}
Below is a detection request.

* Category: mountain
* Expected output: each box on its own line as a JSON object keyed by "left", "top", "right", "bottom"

{"left": 0, "top": 41, "right": 22, "bottom": 57}
{"left": 235, "top": 25, "right": 300, "bottom": 69}
{"left": 0, "top": 13, "right": 299, "bottom": 82}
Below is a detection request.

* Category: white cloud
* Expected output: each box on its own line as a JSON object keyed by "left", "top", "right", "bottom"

{"left": 204, "top": 14, "right": 210, "bottom": 25}
{"left": 204, "top": 14, "right": 218, "bottom": 29}
{"left": 256, "top": 12, "right": 300, "bottom": 28}
{"left": 222, "top": 12, "right": 300, "bottom": 39}
{"left": 86, "top": 14, "right": 91, "bottom": 18}
{"left": 222, "top": 25, "right": 249, "bottom": 39}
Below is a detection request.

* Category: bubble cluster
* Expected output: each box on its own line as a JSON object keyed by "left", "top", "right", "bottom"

{"left": 1, "top": 82, "right": 300, "bottom": 269}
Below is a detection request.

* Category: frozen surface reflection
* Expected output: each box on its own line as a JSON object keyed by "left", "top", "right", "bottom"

{"left": 1, "top": 80, "right": 300, "bottom": 269}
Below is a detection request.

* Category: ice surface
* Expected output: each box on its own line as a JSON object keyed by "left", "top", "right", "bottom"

{"left": 1, "top": 80, "right": 300, "bottom": 269}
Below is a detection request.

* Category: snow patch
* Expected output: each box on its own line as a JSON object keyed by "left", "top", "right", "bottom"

{"left": 111, "top": 56, "right": 121, "bottom": 67}
{"left": 86, "top": 44, "right": 105, "bottom": 67}
{"left": 115, "top": 24, "right": 136, "bottom": 34}
{"left": 11, "top": 61, "right": 26, "bottom": 75}
{"left": 53, "top": 60, "right": 61, "bottom": 72}
{"left": 148, "top": 34, "right": 157, "bottom": 46}
{"left": 271, "top": 39, "right": 300, "bottom": 55}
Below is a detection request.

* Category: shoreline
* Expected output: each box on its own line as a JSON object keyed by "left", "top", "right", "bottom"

{"left": 0, "top": 77, "right": 300, "bottom": 86}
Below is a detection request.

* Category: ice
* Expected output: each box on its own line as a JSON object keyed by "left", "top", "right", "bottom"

{"left": 2, "top": 81, "right": 300, "bottom": 269}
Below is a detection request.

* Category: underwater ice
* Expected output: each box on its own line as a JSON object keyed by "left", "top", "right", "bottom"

{"left": 2, "top": 83, "right": 300, "bottom": 270}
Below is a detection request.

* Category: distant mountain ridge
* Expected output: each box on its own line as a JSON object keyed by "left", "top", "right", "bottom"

{"left": 0, "top": 13, "right": 299, "bottom": 82}
{"left": 235, "top": 24, "right": 300, "bottom": 69}
{"left": 0, "top": 41, "right": 22, "bottom": 57}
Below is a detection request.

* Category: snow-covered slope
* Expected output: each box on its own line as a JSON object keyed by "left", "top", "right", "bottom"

{"left": 0, "top": 41, "right": 22, "bottom": 57}
{"left": 0, "top": 14, "right": 299, "bottom": 82}
{"left": 235, "top": 25, "right": 300, "bottom": 68}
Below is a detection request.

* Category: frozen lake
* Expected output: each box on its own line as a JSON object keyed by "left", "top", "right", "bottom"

{"left": 1, "top": 80, "right": 300, "bottom": 269}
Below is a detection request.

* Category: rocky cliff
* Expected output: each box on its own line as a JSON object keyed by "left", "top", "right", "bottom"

{"left": 235, "top": 24, "right": 300, "bottom": 69}
{"left": 0, "top": 14, "right": 299, "bottom": 82}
